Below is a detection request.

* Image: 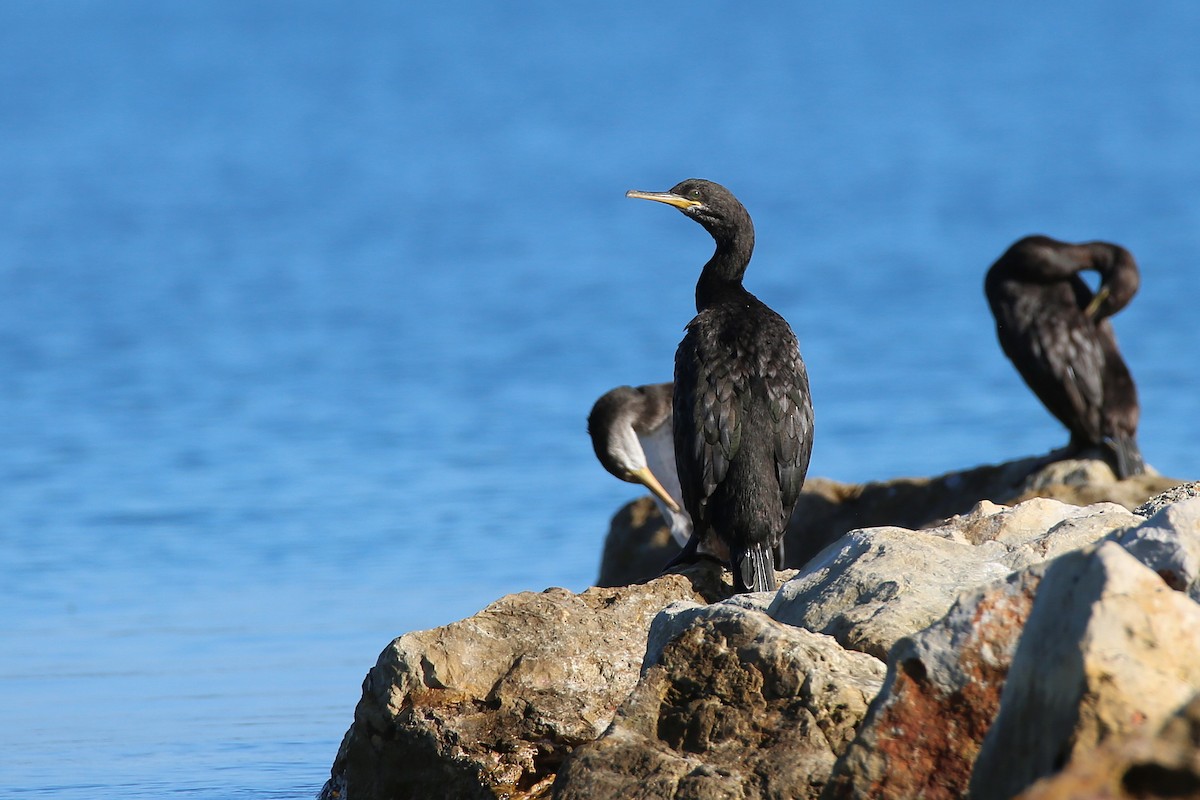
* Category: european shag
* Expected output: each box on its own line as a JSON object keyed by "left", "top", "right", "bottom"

{"left": 626, "top": 179, "right": 814, "bottom": 593}
{"left": 587, "top": 383, "right": 693, "bottom": 547}
{"left": 985, "top": 234, "right": 1145, "bottom": 478}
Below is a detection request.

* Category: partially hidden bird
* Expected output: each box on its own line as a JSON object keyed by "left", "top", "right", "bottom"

{"left": 985, "top": 234, "right": 1145, "bottom": 478}
{"left": 626, "top": 178, "right": 813, "bottom": 593}
{"left": 587, "top": 382, "right": 693, "bottom": 548}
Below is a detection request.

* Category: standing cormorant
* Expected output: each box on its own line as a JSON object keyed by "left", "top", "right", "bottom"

{"left": 985, "top": 234, "right": 1145, "bottom": 478}
{"left": 587, "top": 383, "right": 693, "bottom": 547}
{"left": 626, "top": 179, "right": 813, "bottom": 593}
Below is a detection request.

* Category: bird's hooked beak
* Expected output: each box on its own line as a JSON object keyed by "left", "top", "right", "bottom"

{"left": 626, "top": 189, "right": 701, "bottom": 210}
{"left": 1084, "top": 285, "right": 1111, "bottom": 320}
{"left": 627, "top": 466, "right": 682, "bottom": 513}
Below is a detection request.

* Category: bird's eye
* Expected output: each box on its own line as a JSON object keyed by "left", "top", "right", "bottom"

{"left": 689, "top": 189, "right": 702, "bottom": 200}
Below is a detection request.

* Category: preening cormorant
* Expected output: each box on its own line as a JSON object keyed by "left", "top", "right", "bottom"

{"left": 626, "top": 179, "right": 814, "bottom": 593}
{"left": 985, "top": 234, "right": 1145, "bottom": 478}
{"left": 587, "top": 383, "right": 693, "bottom": 547}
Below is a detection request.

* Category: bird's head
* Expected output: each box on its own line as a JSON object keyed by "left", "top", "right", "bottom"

{"left": 1085, "top": 244, "right": 1140, "bottom": 321}
{"left": 626, "top": 178, "right": 752, "bottom": 244}
{"left": 587, "top": 386, "right": 681, "bottom": 513}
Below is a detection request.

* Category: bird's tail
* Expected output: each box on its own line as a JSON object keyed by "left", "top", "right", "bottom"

{"left": 734, "top": 542, "right": 778, "bottom": 594}
{"left": 1104, "top": 434, "right": 1146, "bottom": 480}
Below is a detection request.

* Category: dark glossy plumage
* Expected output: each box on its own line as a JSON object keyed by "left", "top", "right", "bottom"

{"left": 985, "top": 234, "right": 1144, "bottom": 478}
{"left": 587, "top": 383, "right": 692, "bottom": 547}
{"left": 626, "top": 179, "right": 813, "bottom": 592}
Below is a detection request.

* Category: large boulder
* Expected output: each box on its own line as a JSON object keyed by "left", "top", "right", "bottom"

{"left": 969, "top": 542, "right": 1200, "bottom": 799}
{"left": 821, "top": 501, "right": 1200, "bottom": 800}
{"left": 319, "top": 569, "right": 730, "bottom": 800}
{"left": 769, "top": 498, "right": 1139, "bottom": 660}
{"left": 822, "top": 563, "right": 1047, "bottom": 800}
{"left": 322, "top": 479, "right": 1199, "bottom": 800}
{"left": 552, "top": 599, "right": 887, "bottom": 800}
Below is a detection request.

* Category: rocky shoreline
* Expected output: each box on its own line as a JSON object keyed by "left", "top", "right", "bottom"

{"left": 319, "top": 455, "right": 1198, "bottom": 800}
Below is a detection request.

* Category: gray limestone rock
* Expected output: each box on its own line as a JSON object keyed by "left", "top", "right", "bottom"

{"left": 767, "top": 525, "right": 1012, "bottom": 660}
{"left": 768, "top": 498, "right": 1136, "bottom": 660}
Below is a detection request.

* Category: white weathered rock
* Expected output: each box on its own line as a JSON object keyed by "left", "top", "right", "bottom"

{"left": 930, "top": 496, "right": 1142, "bottom": 571}
{"left": 768, "top": 526, "right": 1013, "bottom": 659}
{"left": 1003, "top": 502, "right": 1143, "bottom": 570}
{"left": 824, "top": 501, "right": 1200, "bottom": 800}
{"left": 969, "top": 541, "right": 1200, "bottom": 800}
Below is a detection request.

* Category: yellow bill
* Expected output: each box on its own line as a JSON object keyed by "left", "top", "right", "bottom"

{"left": 625, "top": 189, "right": 700, "bottom": 210}
{"left": 628, "top": 466, "right": 682, "bottom": 513}
{"left": 1084, "top": 285, "right": 1111, "bottom": 320}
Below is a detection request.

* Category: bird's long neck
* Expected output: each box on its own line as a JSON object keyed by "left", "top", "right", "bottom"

{"left": 695, "top": 229, "right": 754, "bottom": 311}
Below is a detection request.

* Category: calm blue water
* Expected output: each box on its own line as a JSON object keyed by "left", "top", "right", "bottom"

{"left": 2, "top": 2, "right": 1198, "bottom": 797}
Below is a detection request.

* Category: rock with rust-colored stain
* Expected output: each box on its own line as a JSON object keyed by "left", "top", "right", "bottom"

{"left": 970, "top": 542, "right": 1200, "bottom": 799}
{"left": 552, "top": 600, "right": 886, "bottom": 800}
{"left": 822, "top": 563, "right": 1047, "bottom": 799}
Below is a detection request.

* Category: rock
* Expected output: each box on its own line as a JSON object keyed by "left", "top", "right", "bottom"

{"left": 768, "top": 498, "right": 1136, "bottom": 660}
{"left": 552, "top": 601, "right": 887, "bottom": 800}
{"left": 598, "top": 456, "right": 1182, "bottom": 587}
{"left": 1013, "top": 691, "right": 1200, "bottom": 799}
{"left": 319, "top": 569, "right": 730, "bottom": 800}
{"left": 823, "top": 564, "right": 1047, "bottom": 800}
{"left": 1134, "top": 480, "right": 1200, "bottom": 517}
{"left": 969, "top": 542, "right": 1200, "bottom": 799}
{"left": 979, "top": 499, "right": 1143, "bottom": 571}
{"left": 1114, "top": 498, "right": 1200, "bottom": 602}
{"left": 768, "top": 525, "right": 1012, "bottom": 660}
{"left": 822, "top": 505, "right": 1200, "bottom": 800}
{"left": 324, "top": 480, "right": 1200, "bottom": 800}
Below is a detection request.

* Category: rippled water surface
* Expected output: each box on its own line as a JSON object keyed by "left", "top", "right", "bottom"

{"left": 2, "top": 2, "right": 1198, "bottom": 797}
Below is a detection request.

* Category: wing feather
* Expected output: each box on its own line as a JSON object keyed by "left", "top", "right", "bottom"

{"left": 1021, "top": 306, "right": 1105, "bottom": 439}
{"left": 675, "top": 315, "right": 745, "bottom": 528}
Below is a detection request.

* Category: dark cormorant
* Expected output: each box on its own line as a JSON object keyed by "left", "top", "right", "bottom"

{"left": 985, "top": 234, "right": 1145, "bottom": 478}
{"left": 587, "top": 383, "right": 693, "bottom": 547}
{"left": 626, "top": 179, "right": 813, "bottom": 593}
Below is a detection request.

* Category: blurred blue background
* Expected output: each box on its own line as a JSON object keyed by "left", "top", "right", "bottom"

{"left": 2, "top": 2, "right": 1197, "bottom": 797}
